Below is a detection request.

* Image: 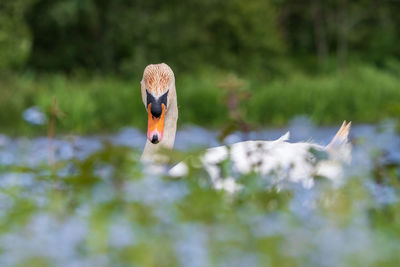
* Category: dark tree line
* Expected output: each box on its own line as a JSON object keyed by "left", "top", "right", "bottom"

{"left": 1, "top": 0, "right": 400, "bottom": 75}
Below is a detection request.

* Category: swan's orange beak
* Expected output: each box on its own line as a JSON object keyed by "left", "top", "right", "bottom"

{"left": 147, "top": 103, "right": 165, "bottom": 144}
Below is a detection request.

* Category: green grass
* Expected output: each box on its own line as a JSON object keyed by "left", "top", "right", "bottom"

{"left": 1, "top": 64, "right": 400, "bottom": 135}
{"left": 248, "top": 65, "right": 400, "bottom": 125}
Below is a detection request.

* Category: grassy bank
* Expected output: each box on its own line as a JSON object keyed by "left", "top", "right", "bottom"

{"left": 1, "top": 64, "right": 400, "bottom": 135}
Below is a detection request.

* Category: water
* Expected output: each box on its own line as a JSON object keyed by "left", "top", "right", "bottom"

{"left": 2, "top": 121, "right": 398, "bottom": 167}
{"left": 0, "top": 119, "right": 399, "bottom": 266}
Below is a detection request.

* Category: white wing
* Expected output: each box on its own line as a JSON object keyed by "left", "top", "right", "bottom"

{"left": 169, "top": 122, "right": 351, "bottom": 191}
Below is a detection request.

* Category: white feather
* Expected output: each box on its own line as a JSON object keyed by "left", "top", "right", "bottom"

{"left": 140, "top": 65, "right": 352, "bottom": 192}
{"left": 169, "top": 127, "right": 351, "bottom": 192}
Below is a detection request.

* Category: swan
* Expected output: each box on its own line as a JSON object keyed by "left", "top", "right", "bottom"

{"left": 140, "top": 63, "right": 352, "bottom": 190}
{"left": 140, "top": 63, "right": 178, "bottom": 163}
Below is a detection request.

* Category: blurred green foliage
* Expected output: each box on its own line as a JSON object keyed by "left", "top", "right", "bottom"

{"left": 1, "top": 0, "right": 400, "bottom": 133}
{"left": 0, "top": 0, "right": 397, "bottom": 74}
{"left": 2, "top": 65, "right": 400, "bottom": 135}
{"left": 24, "top": 0, "right": 283, "bottom": 74}
{"left": 0, "top": 0, "right": 33, "bottom": 69}
{"left": 0, "top": 140, "right": 399, "bottom": 266}
{"left": 16, "top": 0, "right": 400, "bottom": 74}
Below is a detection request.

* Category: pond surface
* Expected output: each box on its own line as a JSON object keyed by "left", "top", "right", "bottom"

{"left": 0, "top": 118, "right": 399, "bottom": 266}
{"left": 1, "top": 118, "right": 399, "bottom": 167}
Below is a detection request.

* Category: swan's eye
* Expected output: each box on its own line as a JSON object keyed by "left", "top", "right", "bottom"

{"left": 146, "top": 90, "right": 155, "bottom": 110}
{"left": 159, "top": 90, "right": 169, "bottom": 109}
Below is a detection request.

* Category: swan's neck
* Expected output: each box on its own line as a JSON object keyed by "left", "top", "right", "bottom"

{"left": 141, "top": 97, "right": 178, "bottom": 162}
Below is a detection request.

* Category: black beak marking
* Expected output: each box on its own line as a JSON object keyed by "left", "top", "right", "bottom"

{"left": 151, "top": 134, "right": 159, "bottom": 144}
{"left": 146, "top": 90, "right": 168, "bottom": 118}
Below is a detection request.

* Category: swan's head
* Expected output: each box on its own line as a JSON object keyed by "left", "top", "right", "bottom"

{"left": 141, "top": 63, "right": 175, "bottom": 144}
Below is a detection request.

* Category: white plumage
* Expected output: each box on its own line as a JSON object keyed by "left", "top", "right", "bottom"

{"left": 169, "top": 122, "right": 351, "bottom": 191}
{"left": 140, "top": 63, "right": 352, "bottom": 192}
